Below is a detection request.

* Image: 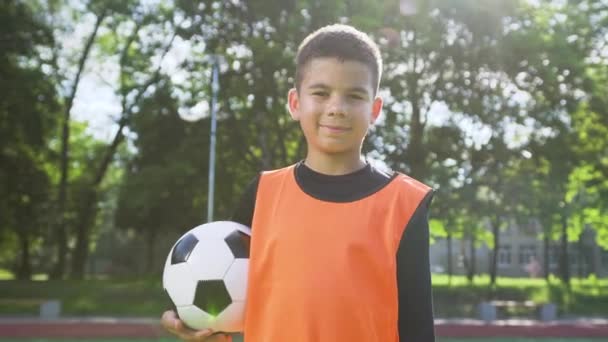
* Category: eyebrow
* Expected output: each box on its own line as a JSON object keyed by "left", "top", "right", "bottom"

{"left": 307, "top": 83, "right": 369, "bottom": 95}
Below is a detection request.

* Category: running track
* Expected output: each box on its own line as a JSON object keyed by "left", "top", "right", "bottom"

{"left": 1, "top": 318, "right": 607, "bottom": 338}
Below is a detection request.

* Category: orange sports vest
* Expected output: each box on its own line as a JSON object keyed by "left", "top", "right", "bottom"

{"left": 244, "top": 164, "right": 430, "bottom": 342}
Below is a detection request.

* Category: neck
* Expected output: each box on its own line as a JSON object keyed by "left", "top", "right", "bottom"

{"left": 303, "top": 152, "right": 366, "bottom": 176}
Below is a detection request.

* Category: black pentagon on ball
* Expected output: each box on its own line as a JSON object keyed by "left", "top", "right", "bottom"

{"left": 164, "top": 288, "right": 178, "bottom": 314}
{"left": 193, "top": 279, "right": 232, "bottom": 316}
{"left": 171, "top": 233, "right": 199, "bottom": 264}
{"left": 224, "top": 230, "right": 250, "bottom": 258}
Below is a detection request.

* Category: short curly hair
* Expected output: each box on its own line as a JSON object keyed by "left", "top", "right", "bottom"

{"left": 295, "top": 24, "right": 382, "bottom": 95}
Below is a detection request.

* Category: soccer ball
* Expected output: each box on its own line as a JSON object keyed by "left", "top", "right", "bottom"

{"left": 163, "top": 221, "right": 250, "bottom": 332}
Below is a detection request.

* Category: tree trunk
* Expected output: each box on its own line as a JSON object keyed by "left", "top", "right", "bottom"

{"left": 407, "top": 97, "right": 425, "bottom": 179}
{"left": 71, "top": 124, "right": 125, "bottom": 279}
{"left": 560, "top": 213, "right": 570, "bottom": 287}
{"left": 577, "top": 238, "right": 584, "bottom": 279}
{"left": 244, "top": 10, "right": 271, "bottom": 170}
{"left": 145, "top": 228, "right": 157, "bottom": 275}
{"left": 447, "top": 232, "right": 452, "bottom": 286}
{"left": 257, "top": 113, "right": 271, "bottom": 169}
{"left": 490, "top": 218, "right": 500, "bottom": 285}
{"left": 468, "top": 234, "right": 476, "bottom": 283}
{"left": 404, "top": 30, "right": 427, "bottom": 180}
{"left": 405, "top": 77, "right": 426, "bottom": 179}
{"left": 253, "top": 91, "right": 271, "bottom": 169}
{"left": 460, "top": 240, "right": 470, "bottom": 281}
{"left": 15, "top": 228, "right": 32, "bottom": 280}
{"left": 591, "top": 241, "right": 598, "bottom": 276}
{"left": 52, "top": 11, "right": 106, "bottom": 280}
{"left": 70, "top": 188, "right": 99, "bottom": 279}
{"left": 543, "top": 235, "right": 550, "bottom": 281}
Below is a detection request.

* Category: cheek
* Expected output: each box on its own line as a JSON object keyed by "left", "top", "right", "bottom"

{"left": 299, "top": 118, "right": 318, "bottom": 134}
{"left": 300, "top": 98, "right": 320, "bottom": 112}
{"left": 298, "top": 102, "right": 320, "bottom": 122}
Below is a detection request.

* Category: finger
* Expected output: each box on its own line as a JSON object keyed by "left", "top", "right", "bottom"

{"left": 162, "top": 311, "right": 195, "bottom": 335}
{"left": 184, "top": 328, "right": 213, "bottom": 341}
{"left": 216, "top": 333, "right": 232, "bottom": 342}
{"left": 160, "top": 310, "right": 179, "bottom": 332}
{"left": 203, "top": 332, "right": 232, "bottom": 342}
{"left": 160, "top": 311, "right": 227, "bottom": 342}
{"left": 175, "top": 323, "right": 212, "bottom": 341}
{"left": 161, "top": 311, "right": 204, "bottom": 340}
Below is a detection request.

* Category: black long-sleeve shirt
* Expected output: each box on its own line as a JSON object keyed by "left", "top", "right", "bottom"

{"left": 231, "top": 161, "right": 435, "bottom": 341}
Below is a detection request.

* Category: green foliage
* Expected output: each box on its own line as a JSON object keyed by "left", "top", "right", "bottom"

{"left": 429, "top": 219, "right": 447, "bottom": 240}
{"left": 2, "top": 0, "right": 608, "bottom": 280}
{"left": 0, "top": 0, "right": 59, "bottom": 279}
{"left": 565, "top": 105, "right": 608, "bottom": 248}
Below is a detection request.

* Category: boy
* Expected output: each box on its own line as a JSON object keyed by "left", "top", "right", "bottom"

{"left": 161, "top": 23, "right": 435, "bottom": 342}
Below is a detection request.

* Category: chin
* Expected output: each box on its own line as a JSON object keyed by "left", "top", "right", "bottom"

{"left": 318, "top": 145, "right": 357, "bottom": 155}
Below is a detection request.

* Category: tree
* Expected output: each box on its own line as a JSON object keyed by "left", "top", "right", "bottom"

{"left": 69, "top": 2, "right": 179, "bottom": 278}
{"left": 51, "top": 1, "right": 109, "bottom": 279}
{"left": 0, "top": 0, "right": 58, "bottom": 279}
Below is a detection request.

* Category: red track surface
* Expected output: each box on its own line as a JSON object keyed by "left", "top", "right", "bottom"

{"left": 0, "top": 321, "right": 165, "bottom": 339}
{"left": 1, "top": 319, "right": 607, "bottom": 338}
{"left": 435, "top": 320, "right": 608, "bottom": 338}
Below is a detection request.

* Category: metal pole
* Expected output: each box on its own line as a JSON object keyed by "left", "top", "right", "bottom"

{"left": 207, "top": 56, "right": 219, "bottom": 222}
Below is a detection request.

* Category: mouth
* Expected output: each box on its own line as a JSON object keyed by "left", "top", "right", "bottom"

{"left": 319, "top": 124, "right": 350, "bottom": 133}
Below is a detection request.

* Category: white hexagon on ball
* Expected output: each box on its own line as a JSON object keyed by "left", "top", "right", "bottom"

{"left": 186, "top": 237, "right": 235, "bottom": 280}
{"left": 224, "top": 259, "right": 248, "bottom": 301}
{"left": 163, "top": 262, "right": 196, "bottom": 306}
{"left": 177, "top": 305, "right": 216, "bottom": 330}
{"left": 213, "top": 301, "right": 246, "bottom": 333}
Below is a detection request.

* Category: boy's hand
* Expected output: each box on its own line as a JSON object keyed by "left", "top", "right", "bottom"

{"left": 161, "top": 310, "right": 232, "bottom": 342}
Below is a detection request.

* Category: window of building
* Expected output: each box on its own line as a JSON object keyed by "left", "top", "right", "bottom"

{"left": 569, "top": 248, "right": 579, "bottom": 267}
{"left": 601, "top": 250, "right": 608, "bottom": 270}
{"left": 498, "top": 245, "right": 512, "bottom": 267}
{"left": 519, "top": 245, "right": 537, "bottom": 265}
{"left": 549, "top": 246, "right": 560, "bottom": 267}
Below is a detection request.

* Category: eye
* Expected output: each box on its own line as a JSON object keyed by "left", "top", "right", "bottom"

{"left": 349, "top": 94, "right": 364, "bottom": 100}
{"left": 312, "top": 91, "right": 328, "bottom": 97}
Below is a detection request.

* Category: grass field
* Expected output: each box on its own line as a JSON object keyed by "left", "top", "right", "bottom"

{"left": 0, "top": 272, "right": 606, "bottom": 318}
{"left": 431, "top": 274, "right": 608, "bottom": 318}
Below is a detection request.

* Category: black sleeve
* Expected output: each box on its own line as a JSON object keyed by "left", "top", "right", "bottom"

{"left": 230, "top": 174, "right": 260, "bottom": 228}
{"left": 397, "top": 190, "right": 435, "bottom": 342}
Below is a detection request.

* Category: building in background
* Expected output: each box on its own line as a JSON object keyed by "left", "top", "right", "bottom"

{"left": 430, "top": 222, "right": 608, "bottom": 278}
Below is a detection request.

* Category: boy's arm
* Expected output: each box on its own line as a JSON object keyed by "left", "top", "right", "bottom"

{"left": 396, "top": 190, "right": 435, "bottom": 342}
{"left": 230, "top": 174, "right": 260, "bottom": 227}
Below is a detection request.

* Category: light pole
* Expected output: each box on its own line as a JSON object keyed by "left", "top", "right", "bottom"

{"left": 207, "top": 55, "right": 219, "bottom": 222}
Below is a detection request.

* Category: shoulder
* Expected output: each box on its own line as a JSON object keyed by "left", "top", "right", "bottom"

{"left": 382, "top": 170, "right": 435, "bottom": 212}
{"left": 392, "top": 172, "right": 433, "bottom": 196}
{"left": 368, "top": 161, "right": 432, "bottom": 197}
{"left": 391, "top": 173, "right": 435, "bottom": 216}
{"left": 257, "top": 164, "right": 298, "bottom": 188}
{"left": 260, "top": 164, "right": 296, "bottom": 177}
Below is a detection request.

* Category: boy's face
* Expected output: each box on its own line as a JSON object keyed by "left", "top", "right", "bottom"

{"left": 288, "top": 57, "right": 383, "bottom": 159}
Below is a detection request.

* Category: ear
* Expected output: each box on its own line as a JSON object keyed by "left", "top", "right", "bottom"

{"left": 370, "top": 96, "right": 383, "bottom": 124}
{"left": 287, "top": 88, "right": 300, "bottom": 121}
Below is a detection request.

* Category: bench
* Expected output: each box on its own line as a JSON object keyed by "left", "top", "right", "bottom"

{"left": 478, "top": 300, "right": 556, "bottom": 322}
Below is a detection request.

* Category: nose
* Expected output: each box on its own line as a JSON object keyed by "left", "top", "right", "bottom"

{"left": 327, "top": 95, "right": 347, "bottom": 117}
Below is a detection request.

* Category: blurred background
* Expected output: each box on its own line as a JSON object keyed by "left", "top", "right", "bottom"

{"left": 1, "top": 0, "right": 607, "bottom": 340}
